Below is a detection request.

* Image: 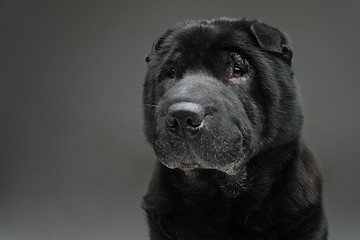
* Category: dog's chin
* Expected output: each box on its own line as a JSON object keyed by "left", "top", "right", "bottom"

{"left": 159, "top": 153, "right": 246, "bottom": 176}
{"left": 159, "top": 154, "right": 201, "bottom": 170}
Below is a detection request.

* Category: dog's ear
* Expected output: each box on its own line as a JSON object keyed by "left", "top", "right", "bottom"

{"left": 250, "top": 21, "right": 293, "bottom": 64}
{"left": 145, "top": 30, "right": 173, "bottom": 63}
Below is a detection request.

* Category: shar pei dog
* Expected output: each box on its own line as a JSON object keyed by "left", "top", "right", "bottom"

{"left": 141, "top": 18, "right": 327, "bottom": 240}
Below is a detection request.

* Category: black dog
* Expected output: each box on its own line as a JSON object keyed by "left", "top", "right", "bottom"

{"left": 142, "top": 18, "right": 327, "bottom": 240}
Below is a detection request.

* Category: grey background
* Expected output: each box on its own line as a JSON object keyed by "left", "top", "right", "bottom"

{"left": 0, "top": 0, "right": 359, "bottom": 239}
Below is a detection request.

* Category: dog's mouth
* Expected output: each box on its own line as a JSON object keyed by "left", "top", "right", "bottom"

{"left": 159, "top": 151, "right": 203, "bottom": 171}
{"left": 159, "top": 148, "right": 246, "bottom": 176}
{"left": 177, "top": 153, "right": 202, "bottom": 170}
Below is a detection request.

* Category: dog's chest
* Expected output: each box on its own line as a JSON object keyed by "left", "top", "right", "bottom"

{"left": 169, "top": 202, "right": 278, "bottom": 240}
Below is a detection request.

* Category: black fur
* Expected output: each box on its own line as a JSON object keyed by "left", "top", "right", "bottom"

{"left": 142, "top": 18, "right": 327, "bottom": 240}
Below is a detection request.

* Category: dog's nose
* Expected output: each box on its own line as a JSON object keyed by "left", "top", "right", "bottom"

{"left": 166, "top": 102, "right": 205, "bottom": 138}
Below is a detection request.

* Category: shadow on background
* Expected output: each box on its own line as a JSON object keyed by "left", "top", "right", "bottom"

{"left": 0, "top": 0, "right": 359, "bottom": 239}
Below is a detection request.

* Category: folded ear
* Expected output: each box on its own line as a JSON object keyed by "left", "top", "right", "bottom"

{"left": 250, "top": 21, "right": 293, "bottom": 64}
{"left": 145, "top": 30, "right": 173, "bottom": 63}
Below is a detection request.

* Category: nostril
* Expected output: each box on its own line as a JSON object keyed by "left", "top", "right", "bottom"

{"left": 187, "top": 118, "right": 193, "bottom": 127}
{"left": 186, "top": 117, "right": 202, "bottom": 128}
{"left": 167, "top": 117, "right": 179, "bottom": 128}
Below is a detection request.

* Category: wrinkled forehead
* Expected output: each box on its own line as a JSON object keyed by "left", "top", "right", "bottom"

{"left": 165, "top": 21, "right": 255, "bottom": 55}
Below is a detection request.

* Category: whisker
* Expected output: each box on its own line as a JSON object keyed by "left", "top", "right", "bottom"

{"left": 143, "top": 103, "right": 159, "bottom": 108}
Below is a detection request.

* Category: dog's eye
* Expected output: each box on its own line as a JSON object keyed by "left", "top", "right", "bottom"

{"left": 233, "top": 66, "right": 244, "bottom": 77}
{"left": 230, "top": 53, "right": 249, "bottom": 79}
{"left": 168, "top": 68, "right": 175, "bottom": 78}
{"left": 232, "top": 63, "right": 248, "bottom": 78}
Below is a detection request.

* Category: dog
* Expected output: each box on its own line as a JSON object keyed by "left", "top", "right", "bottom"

{"left": 141, "top": 18, "right": 327, "bottom": 240}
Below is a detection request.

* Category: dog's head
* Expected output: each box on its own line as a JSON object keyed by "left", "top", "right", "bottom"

{"left": 143, "top": 18, "right": 303, "bottom": 175}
